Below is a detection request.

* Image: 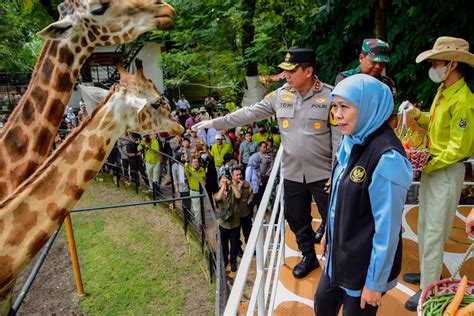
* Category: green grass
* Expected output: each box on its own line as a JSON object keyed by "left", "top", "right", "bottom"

{"left": 71, "top": 176, "right": 214, "bottom": 315}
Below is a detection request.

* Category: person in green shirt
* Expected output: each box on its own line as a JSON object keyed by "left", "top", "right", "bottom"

{"left": 399, "top": 36, "right": 474, "bottom": 311}
{"left": 185, "top": 157, "right": 207, "bottom": 225}
{"left": 251, "top": 125, "right": 269, "bottom": 144}
{"left": 210, "top": 134, "right": 233, "bottom": 168}
{"left": 214, "top": 168, "right": 242, "bottom": 272}
{"left": 137, "top": 133, "right": 161, "bottom": 193}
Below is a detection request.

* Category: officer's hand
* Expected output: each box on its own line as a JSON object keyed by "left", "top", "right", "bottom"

{"left": 320, "top": 233, "right": 327, "bottom": 257}
{"left": 324, "top": 179, "right": 331, "bottom": 193}
{"left": 466, "top": 208, "right": 474, "bottom": 239}
{"left": 398, "top": 101, "right": 421, "bottom": 118}
{"left": 192, "top": 120, "right": 214, "bottom": 131}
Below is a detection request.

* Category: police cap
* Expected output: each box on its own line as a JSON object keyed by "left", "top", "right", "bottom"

{"left": 278, "top": 48, "right": 315, "bottom": 71}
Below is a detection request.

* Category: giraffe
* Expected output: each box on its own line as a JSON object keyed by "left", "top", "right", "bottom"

{"left": 0, "top": 61, "right": 184, "bottom": 314}
{"left": 0, "top": 0, "right": 176, "bottom": 200}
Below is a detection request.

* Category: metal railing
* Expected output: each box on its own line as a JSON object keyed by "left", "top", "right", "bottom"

{"left": 224, "top": 146, "right": 285, "bottom": 315}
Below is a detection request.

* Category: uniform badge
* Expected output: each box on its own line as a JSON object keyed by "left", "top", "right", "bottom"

{"left": 350, "top": 166, "right": 366, "bottom": 183}
{"left": 459, "top": 119, "right": 467, "bottom": 128}
{"left": 329, "top": 107, "right": 337, "bottom": 126}
{"left": 313, "top": 122, "right": 321, "bottom": 129}
{"left": 314, "top": 97, "right": 327, "bottom": 103}
{"left": 282, "top": 119, "right": 290, "bottom": 129}
{"left": 281, "top": 97, "right": 294, "bottom": 103}
{"left": 314, "top": 81, "right": 321, "bottom": 90}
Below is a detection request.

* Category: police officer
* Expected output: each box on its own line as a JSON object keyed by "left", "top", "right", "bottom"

{"left": 193, "top": 48, "right": 342, "bottom": 278}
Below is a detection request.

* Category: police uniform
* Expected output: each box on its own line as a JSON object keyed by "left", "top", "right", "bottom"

{"left": 212, "top": 50, "right": 342, "bottom": 270}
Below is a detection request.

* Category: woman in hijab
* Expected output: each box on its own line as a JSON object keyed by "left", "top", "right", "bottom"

{"left": 315, "top": 74, "right": 413, "bottom": 315}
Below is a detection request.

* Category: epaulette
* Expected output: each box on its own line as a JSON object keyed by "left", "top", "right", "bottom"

{"left": 322, "top": 82, "right": 334, "bottom": 90}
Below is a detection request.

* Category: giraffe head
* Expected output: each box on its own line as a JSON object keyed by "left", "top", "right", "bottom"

{"left": 37, "top": 0, "right": 175, "bottom": 46}
{"left": 112, "top": 60, "right": 184, "bottom": 135}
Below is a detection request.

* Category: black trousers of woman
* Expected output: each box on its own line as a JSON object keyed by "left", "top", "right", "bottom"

{"left": 315, "top": 273, "right": 379, "bottom": 316}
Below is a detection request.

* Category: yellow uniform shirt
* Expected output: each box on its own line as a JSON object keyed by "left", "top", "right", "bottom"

{"left": 252, "top": 132, "right": 269, "bottom": 144}
{"left": 416, "top": 78, "right": 474, "bottom": 174}
{"left": 210, "top": 142, "right": 233, "bottom": 167}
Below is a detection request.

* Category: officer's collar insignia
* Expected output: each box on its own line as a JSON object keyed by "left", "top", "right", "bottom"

{"left": 285, "top": 53, "right": 291, "bottom": 62}
{"left": 314, "top": 80, "right": 321, "bottom": 91}
{"left": 459, "top": 119, "right": 467, "bottom": 128}
{"left": 350, "top": 166, "right": 366, "bottom": 183}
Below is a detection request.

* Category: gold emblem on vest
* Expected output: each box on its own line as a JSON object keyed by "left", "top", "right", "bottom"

{"left": 350, "top": 166, "right": 366, "bottom": 183}
{"left": 282, "top": 119, "right": 290, "bottom": 129}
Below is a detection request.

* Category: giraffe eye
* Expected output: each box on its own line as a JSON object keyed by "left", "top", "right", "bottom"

{"left": 90, "top": 3, "right": 109, "bottom": 16}
{"left": 151, "top": 101, "right": 161, "bottom": 109}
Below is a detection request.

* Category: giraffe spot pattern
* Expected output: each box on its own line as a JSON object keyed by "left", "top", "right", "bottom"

{"left": 81, "top": 37, "right": 88, "bottom": 47}
{"left": 30, "top": 87, "right": 47, "bottom": 112}
{"left": 75, "top": 46, "right": 81, "bottom": 54}
{"left": 40, "top": 58, "right": 54, "bottom": 85}
{"left": 105, "top": 138, "right": 111, "bottom": 145}
{"left": 4, "top": 126, "right": 28, "bottom": 163}
{"left": 54, "top": 71, "right": 73, "bottom": 93}
{"left": 113, "top": 36, "right": 121, "bottom": 43}
{"left": 0, "top": 255, "right": 14, "bottom": 291}
{"left": 58, "top": 45, "right": 75, "bottom": 67}
{"left": 63, "top": 183, "right": 84, "bottom": 201}
{"left": 123, "top": 32, "right": 131, "bottom": 42}
{"left": 46, "top": 202, "right": 68, "bottom": 222}
{"left": 16, "top": 161, "right": 40, "bottom": 185}
{"left": 100, "top": 35, "right": 110, "bottom": 42}
{"left": 45, "top": 99, "right": 66, "bottom": 125}
{"left": 71, "top": 35, "right": 80, "bottom": 44}
{"left": 5, "top": 202, "right": 38, "bottom": 247}
{"left": 62, "top": 134, "right": 86, "bottom": 165}
{"left": 49, "top": 41, "right": 59, "bottom": 58}
{"left": 91, "top": 25, "right": 100, "bottom": 36}
{"left": 0, "top": 154, "right": 5, "bottom": 177}
{"left": 26, "top": 231, "right": 50, "bottom": 261}
{"left": 30, "top": 166, "right": 60, "bottom": 200}
{"left": 87, "top": 31, "right": 96, "bottom": 43}
{"left": 33, "top": 128, "right": 53, "bottom": 157}
{"left": 0, "top": 219, "right": 4, "bottom": 235}
{"left": 21, "top": 100, "right": 35, "bottom": 125}
{"left": 83, "top": 169, "right": 97, "bottom": 182}
{"left": 0, "top": 182, "right": 8, "bottom": 202}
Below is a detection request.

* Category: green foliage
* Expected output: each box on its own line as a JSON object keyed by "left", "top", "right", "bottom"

{"left": 0, "top": 1, "right": 55, "bottom": 73}
{"left": 300, "top": 0, "right": 474, "bottom": 107}
{"left": 161, "top": 0, "right": 319, "bottom": 100}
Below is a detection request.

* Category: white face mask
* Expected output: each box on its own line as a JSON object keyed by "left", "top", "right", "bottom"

{"left": 428, "top": 61, "right": 452, "bottom": 83}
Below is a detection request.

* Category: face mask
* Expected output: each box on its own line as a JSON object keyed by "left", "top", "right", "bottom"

{"left": 428, "top": 61, "right": 452, "bottom": 83}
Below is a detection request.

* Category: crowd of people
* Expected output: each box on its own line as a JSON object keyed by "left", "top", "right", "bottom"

{"left": 5, "top": 34, "right": 472, "bottom": 315}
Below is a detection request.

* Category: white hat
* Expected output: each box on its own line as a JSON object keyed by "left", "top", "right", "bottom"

{"left": 416, "top": 36, "right": 474, "bottom": 67}
{"left": 215, "top": 134, "right": 223, "bottom": 140}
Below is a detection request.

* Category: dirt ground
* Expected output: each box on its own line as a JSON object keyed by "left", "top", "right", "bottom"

{"left": 12, "top": 231, "right": 84, "bottom": 315}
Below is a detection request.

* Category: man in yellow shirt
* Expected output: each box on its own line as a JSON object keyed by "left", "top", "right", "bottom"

{"left": 185, "top": 157, "right": 207, "bottom": 226}
{"left": 210, "top": 134, "right": 233, "bottom": 168}
{"left": 399, "top": 37, "right": 474, "bottom": 311}
{"left": 252, "top": 124, "right": 269, "bottom": 144}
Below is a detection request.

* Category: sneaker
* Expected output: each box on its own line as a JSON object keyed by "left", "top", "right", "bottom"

{"left": 238, "top": 248, "right": 244, "bottom": 258}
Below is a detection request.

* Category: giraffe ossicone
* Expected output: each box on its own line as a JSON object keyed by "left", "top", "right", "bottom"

{"left": 0, "top": 0, "right": 176, "bottom": 200}
{"left": 0, "top": 60, "right": 184, "bottom": 314}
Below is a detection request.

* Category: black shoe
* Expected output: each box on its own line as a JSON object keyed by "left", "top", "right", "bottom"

{"left": 314, "top": 224, "right": 325, "bottom": 244}
{"left": 292, "top": 254, "right": 320, "bottom": 279}
{"left": 238, "top": 248, "right": 243, "bottom": 258}
{"left": 231, "top": 262, "right": 238, "bottom": 272}
{"left": 403, "top": 272, "right": 421, "bottom": 285}
{"left": 405, "top": 290, "right": 422, "bottom": 311}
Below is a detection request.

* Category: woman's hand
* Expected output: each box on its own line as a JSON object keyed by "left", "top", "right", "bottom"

{"left": 360, "top": 287, "right": 382, "bottom": 309}
{"left": 320, "top": 233, "right": 327, "bottom": 257}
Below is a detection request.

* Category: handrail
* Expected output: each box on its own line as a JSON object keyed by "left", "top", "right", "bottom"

{"left": 224, "top": 146, "right": 284, "bottom": 315}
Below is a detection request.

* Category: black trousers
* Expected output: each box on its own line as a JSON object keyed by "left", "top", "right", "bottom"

{"left": 240, "top": 214, "right": 253, "bottom": 244}
{"left": 283, "top": 178, "right": 328, "bottom": 255}
{"left": 219, "top": 226, "right": 240, "bottom": 265}
{"left": 121, "top": 158, "right": 130, "bottom": 180}
{"left": 315, "top": 273, "right": 379, "bottom": 316}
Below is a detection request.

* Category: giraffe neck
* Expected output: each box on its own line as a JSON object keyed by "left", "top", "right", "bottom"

{"left": 0, "top": 39, "right": 95, "bottom": 201}
{"left": 0, "top": 91, "right": 130, "bottom": 313}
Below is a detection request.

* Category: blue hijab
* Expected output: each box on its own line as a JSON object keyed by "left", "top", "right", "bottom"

{"left": 331, "top": 74, "right": 394, "bottom": 163}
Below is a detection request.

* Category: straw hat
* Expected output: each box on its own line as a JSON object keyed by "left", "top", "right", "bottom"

{"left": 416, "top": 36, "right": 474, "bottom": 67}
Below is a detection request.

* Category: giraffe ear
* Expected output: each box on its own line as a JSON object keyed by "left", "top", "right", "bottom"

{"left": 37, "top": 18, "right": 73, "bottom": 40}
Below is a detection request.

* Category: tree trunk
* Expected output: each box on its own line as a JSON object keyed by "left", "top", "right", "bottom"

{"left": 241, "top": 0, "right": 257, "bottom": 77}
{"left": 375, "top": 0, "right": 388, "bottom": 40}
